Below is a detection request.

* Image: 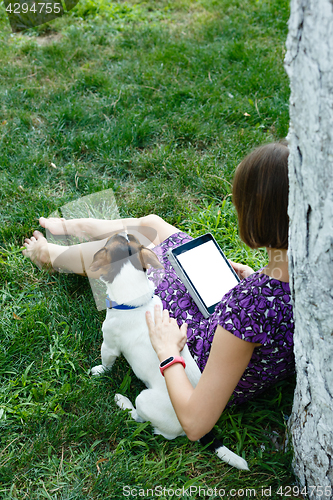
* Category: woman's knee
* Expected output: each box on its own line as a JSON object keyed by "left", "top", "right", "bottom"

{"left": 139, "top": 215, "right": 164, "bottom": 245}
{"left": 140, "top": 214, "right": 161, "bottom": 227}
{"left": 140, "top": 214, "right": 179, "bottom": 245}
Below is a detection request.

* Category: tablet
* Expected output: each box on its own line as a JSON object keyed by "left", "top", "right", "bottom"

{"left": 167, "top": 233, "right": 240, "bottom": 318}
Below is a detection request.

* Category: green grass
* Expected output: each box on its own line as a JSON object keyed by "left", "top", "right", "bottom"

{"left": 0, "top": 0, "right": 298, "bottom": 498}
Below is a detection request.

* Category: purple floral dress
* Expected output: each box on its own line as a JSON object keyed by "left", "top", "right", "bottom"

{"left": 148, "top": 232, "right": 295, "bottom": 406}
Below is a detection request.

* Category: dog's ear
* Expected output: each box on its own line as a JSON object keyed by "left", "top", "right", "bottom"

{"left": 90, "top": 248, "right": 112, "bottom": 272}
{"left": 139, "top": 248, "right": 164, "bottom": 270}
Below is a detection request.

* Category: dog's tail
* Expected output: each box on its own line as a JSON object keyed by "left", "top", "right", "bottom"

{"left": 199, "top": 431, "right": 249, "bottom": 470}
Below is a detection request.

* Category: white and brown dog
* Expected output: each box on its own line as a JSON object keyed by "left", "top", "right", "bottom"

{"left": 90, "top": 232, "right": 248, "bottom": 470}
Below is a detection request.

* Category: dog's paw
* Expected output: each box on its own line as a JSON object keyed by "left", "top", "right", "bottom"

{"left": 114, "top": 394, "right": 134, "bottom": 411}
{"left": 91, "top": 365, "right": 107, "bottom": 376}
{"left": 215, "top": 445, "right": 249, "bottom": 471}
{"left": 115, "top": 394, "right": 145, "bottom": 423}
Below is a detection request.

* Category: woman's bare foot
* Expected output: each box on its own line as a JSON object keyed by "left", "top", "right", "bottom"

{"left": 39, "top": 216, "right": 92, "bottom": 241}
{"left": 40, "top": 217, "right": 77, "bottom": 236}
{"left": 23, "top": 230, "right": 52, "bottom": 270}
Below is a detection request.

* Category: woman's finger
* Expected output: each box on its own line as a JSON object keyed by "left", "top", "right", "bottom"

{"left": 180, "top": 323, "right": 188, "bottom": 341}
{"left": 146, "top": 311, "right": 155, "bottom": 333}
{"left": 145, "top": 311, "right": 154, "bottom": 331}
{"left": 153, "top": 304, "right": 162, "bottom": 325}
{"left": 178, "top": 323, "right": 188, "bottom": 349}
{"left": 180, "top": 322, "right": 188, "bottom": 333}
{"left": 162, "top": 308, "right": 170, "bottom": 322}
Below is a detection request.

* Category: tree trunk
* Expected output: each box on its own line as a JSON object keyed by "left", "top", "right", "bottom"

{"left": 285, "top": 0, "right": 333, "bottom": 495}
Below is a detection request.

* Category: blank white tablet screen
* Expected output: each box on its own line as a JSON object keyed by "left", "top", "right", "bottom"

{"left": 177, "top": 240, "right": 238, "bottom": 307}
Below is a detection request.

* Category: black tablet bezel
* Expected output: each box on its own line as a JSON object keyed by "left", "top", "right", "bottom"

{"left": 170, "top": 233, "right": 240, "bottom": 315}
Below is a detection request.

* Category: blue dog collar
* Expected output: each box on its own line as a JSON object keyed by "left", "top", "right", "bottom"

{"left": 106, "top": 295, "right": 154, "bottom": 310}
{"left": 106, "top": 296, "right": 137, "bottom": 310}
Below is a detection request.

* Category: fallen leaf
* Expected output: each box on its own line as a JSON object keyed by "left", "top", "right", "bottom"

{"left": 244, "top": 112, "right": 251, "bottom": 117}
{"left": 50, "top": 162, "right": 57, "bottom": 169}
{"left": 13, "top": 313, "right": 23, "bottom": 320}
{"left": 96, "top": 458, "right": 109, "bottom": 474}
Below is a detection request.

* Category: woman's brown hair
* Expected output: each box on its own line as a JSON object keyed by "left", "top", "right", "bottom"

{"left": 232, "top": 142, "right": 289, "bottom": 249}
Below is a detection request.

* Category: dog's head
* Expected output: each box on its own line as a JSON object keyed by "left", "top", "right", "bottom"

{"left": 90, "top": 232, "right": 164, "bottom": 283}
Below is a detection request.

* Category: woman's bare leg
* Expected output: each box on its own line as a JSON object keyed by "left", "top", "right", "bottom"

{"left": 39, "top": 214, "right": 179, "bottom": 246}
{"left": 23, "top": 231, "right": 108, "bottom": 277}
{"left": 23, "top": 215, "right": 180, "bottom": 275}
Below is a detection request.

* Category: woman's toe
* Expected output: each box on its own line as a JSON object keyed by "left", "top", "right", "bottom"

{"left": 33, "top": 230, "right": 44, "bottom": 239}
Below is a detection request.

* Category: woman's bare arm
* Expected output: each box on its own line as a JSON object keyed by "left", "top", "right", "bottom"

{"left": 146, "top": 306, "right": 258, "bottom": 441}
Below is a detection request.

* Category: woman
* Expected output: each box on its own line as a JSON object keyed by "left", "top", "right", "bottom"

{"left": 23, "top": 142, "right": 294, "bottom": 441}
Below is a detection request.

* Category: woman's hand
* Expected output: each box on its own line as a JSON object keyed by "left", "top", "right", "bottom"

{"left": 228, "top": 260, "right": 255, "bottom": 279}
{"left": 146, "top": 305, "right": 188, "bottom": 361}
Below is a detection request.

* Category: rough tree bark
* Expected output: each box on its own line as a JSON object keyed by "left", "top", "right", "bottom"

{"left": 284, "top": 0, "right": 333, "bottom": 495}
